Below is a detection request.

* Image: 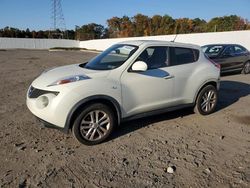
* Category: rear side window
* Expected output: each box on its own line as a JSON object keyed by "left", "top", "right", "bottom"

{"left": 234, "top": 45, "right": 246, "bottom": 54}
{"left": 223, "top": 46, "right": 235, "bottom": 55}
{"left": 169, "top": 47, "right": 199, "bottom": 66}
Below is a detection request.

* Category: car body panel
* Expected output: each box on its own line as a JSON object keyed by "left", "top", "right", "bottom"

{"left": 27, "top": 77, "right": 122, "bottom": 128}
{"left": 32, "top": 64, "right": 111, "bottom": 88}
{"left": 121, "top": 68, "right": 174, "bottom": 117}
{"left": 27, "top": 40, "right": 220, "bottom": 132}
{"left": 202, "top": 44, "right": 250, "bottom": 73}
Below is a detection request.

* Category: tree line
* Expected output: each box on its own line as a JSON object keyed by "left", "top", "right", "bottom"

{"left": 0, "top": 28, "right": 75, "bottom": 39}
{"left": 0, "top": 14, "right": 249, "bottom": 40}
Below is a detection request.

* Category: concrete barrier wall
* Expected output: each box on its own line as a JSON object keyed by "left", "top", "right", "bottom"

{"left": 0, "top": 38, "right": 79, "bottom": 49}
{"left": 79, "top": 30, "right": 250, "bottom": 51}
{"left": 0, "top": 31, "right": 249, "bottom": 50}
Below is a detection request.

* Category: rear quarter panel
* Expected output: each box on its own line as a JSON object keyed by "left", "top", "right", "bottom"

{"left": 183, "top": 54, "right": 220, "bottom": 104}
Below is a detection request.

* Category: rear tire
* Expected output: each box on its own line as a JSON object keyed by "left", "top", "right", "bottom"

{"left": 194, "top": 85, "right": 218, "bottom": 115}
{"left": 241, "top": 61, "right": 250, "bottom": 74}
{"left": 72, "top": 103, "right": 115, "bottom": 145}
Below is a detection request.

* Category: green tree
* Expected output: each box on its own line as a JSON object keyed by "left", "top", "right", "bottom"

{"left": 192, "top": 18, "right": 207, "bottom": 33}
{"left": 151, "top": 15, "right": 162, "bottom": 35}
{"left": 120, "top": 16, "right": 134, "bottom": 37}
{"left": 160, "top": 15, "right": 175, "bottom": 34}
{"left": 207, "top": 15, "right": 247, "bottom": 32}
{"left": 132, "top": 14, "right": 151, "bottom": 36}
{"left": 107, "top": 17, "right": 122, "bottom": 38}
{"left": 0, "top": 14, "right": 249, "bottom": 39}
{"left": 174, "top": 18, "right": 193, "bottom": 34}
{"left": 78, "top": 23, "right": 104, "bottom": 40}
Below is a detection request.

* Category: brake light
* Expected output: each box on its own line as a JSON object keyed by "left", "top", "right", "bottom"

{"left": 205, "top": 54, "right": 220, "bottom": 69}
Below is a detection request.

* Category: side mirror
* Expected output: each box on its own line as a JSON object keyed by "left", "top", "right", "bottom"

{"left": 131, "top": 61, "right": 148, "bottom": 72}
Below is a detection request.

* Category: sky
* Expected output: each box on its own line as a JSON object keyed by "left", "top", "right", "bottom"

{"left": 0, "top": 0, "right": 250, "bottom": 31}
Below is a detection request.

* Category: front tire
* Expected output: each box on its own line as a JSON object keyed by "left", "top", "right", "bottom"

{"left": 72, "top": 103, "right": 115, "bottom": 145}
{"left": 194, "top": 85, "right": 218, "bottom": 115}
{"left": 242, "top": 61, "right": 250, "bottom": 74}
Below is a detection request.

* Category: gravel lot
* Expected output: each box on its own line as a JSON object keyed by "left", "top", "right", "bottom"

{"left": 0, "top": 50, "right": 249, "bottom": 188}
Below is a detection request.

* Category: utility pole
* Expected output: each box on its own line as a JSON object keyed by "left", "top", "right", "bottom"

{"left": 50, "top": 0, "right": 67, "bottom": 39}
{"left": 75, "top": 25, "right": 80, "bottom": 40}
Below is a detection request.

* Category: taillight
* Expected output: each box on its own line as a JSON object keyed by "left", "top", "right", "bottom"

{"left": 205, "top": 54, "right": 220, "bottom": 69}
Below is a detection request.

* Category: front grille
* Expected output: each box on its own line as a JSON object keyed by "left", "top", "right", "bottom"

{"left": 28, "top": 86, "right": 59, "bottom": 98}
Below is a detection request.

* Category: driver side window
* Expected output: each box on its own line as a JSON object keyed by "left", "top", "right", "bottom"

{"left": 136, "top": 46, "right": 169, "bottom": 69}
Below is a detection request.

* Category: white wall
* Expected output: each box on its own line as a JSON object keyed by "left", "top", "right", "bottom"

{"left": 0, "top": 38, "right": 79, "bottom": 49}
{"left": 1, "top": 31, "right": 250, "bottom": 50}
{"left": 79, "top": 30, "right": 250, "bottom": 51}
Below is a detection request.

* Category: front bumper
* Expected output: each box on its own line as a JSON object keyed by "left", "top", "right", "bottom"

{"left": 26, "top": 85, "right": 71, "bottom": 131}
{"left": 35, "top": 116, "right": 68, "bottom": 133}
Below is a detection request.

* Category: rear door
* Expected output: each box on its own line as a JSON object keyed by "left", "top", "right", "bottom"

{"left": 233, "top": 45, "right": 249, "bottom": 69}
{"left": 218, "top": 45, "right": 236, "bottom": 71}
{"left": 168, "top": 47, "right": 200, "bottom": 102}
{"left": 218, "top": 45, "right": 245, "bottom": 72}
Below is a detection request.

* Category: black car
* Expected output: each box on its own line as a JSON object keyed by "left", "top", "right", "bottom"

{"left": 202, "top": 44, "right": 250, "bottom": 74}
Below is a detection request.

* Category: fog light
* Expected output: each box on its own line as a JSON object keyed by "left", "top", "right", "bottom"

{"left": 36, "top": 96, "right": 49, "bottom": 109}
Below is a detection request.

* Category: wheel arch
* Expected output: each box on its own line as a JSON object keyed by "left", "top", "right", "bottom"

{"left": 63, "top": 95, "right": 121, "bottom": 133}
{"left": 194, "top": 80, "right": 218, "bottom": 104}
{"left": 242, "top": 60, "right": 250, "bottom": 74}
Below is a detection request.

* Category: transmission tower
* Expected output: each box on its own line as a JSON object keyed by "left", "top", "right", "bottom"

{"left": 50, "top": 0, "right": 67, "bottom": 39}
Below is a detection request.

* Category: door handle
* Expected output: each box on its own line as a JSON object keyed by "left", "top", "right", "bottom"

{"left": 164, "top": 75, "right": 174, "bottom": 79}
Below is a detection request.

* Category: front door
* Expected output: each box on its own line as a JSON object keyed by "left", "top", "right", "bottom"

{"left": 120, "top": 46, "right": 174, "bottom": 117}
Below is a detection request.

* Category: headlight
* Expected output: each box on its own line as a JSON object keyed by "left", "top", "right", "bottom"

{"left": 48, "top": 75, "right": 90, "bottom": 86}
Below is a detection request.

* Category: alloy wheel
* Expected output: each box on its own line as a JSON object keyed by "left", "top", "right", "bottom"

{"left": 80, "top": 110, "right": 110, "bottom": 141}
{"left": 200, "top": 90, "right": 217, "bottom": 113}
{"left": 243, "top": 62, "right": 250, "bottom": 74}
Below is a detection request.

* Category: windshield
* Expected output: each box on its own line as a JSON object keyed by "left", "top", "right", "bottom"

{"left": 202, "top": 45, "right": 224, "bottom": 56}
{"left": 82, "top": 44, "right": 138, "bottom": 70}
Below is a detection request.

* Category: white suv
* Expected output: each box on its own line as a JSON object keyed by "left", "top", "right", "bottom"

{"left": 27, "top": 40, "right": 220, "bottom": 145}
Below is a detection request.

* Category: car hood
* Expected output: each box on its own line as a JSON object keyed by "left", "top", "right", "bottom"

{"left": 32, "top": 64, "right": 110, "bottom": 88}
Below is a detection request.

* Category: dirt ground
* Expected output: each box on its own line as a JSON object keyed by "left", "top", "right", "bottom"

{"left": 0, "top": 49, "right": 249, "bottom": 188}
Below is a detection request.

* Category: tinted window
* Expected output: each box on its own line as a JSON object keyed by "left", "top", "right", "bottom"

{"left": 223, "top": 46, "right": 235, "bottom": 55}
{"left": 169, "top": 47, "right": 198, "bottom": 66}
{"left": 83, "top": 44, "right": 138, "bottom": 70}
{"left": 136, "top": 46, "right": 168, "bottom": 69}
{"left": 234, "top": 45, "right": 246, "bottom": 54}
{"left": 203, "top": 45, "right": 223, "bottom": 56}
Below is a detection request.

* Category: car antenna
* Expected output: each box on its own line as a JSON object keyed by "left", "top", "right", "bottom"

{"left": 171, "top": 34, "right": 178, "bottom": 42}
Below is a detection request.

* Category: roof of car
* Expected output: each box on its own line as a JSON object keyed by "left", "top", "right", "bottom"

{"left": 202, "top": 44, "right": 241, "bottom": 47}
{"left": 118, "top": 40, "right": 201, "bottom": 49}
